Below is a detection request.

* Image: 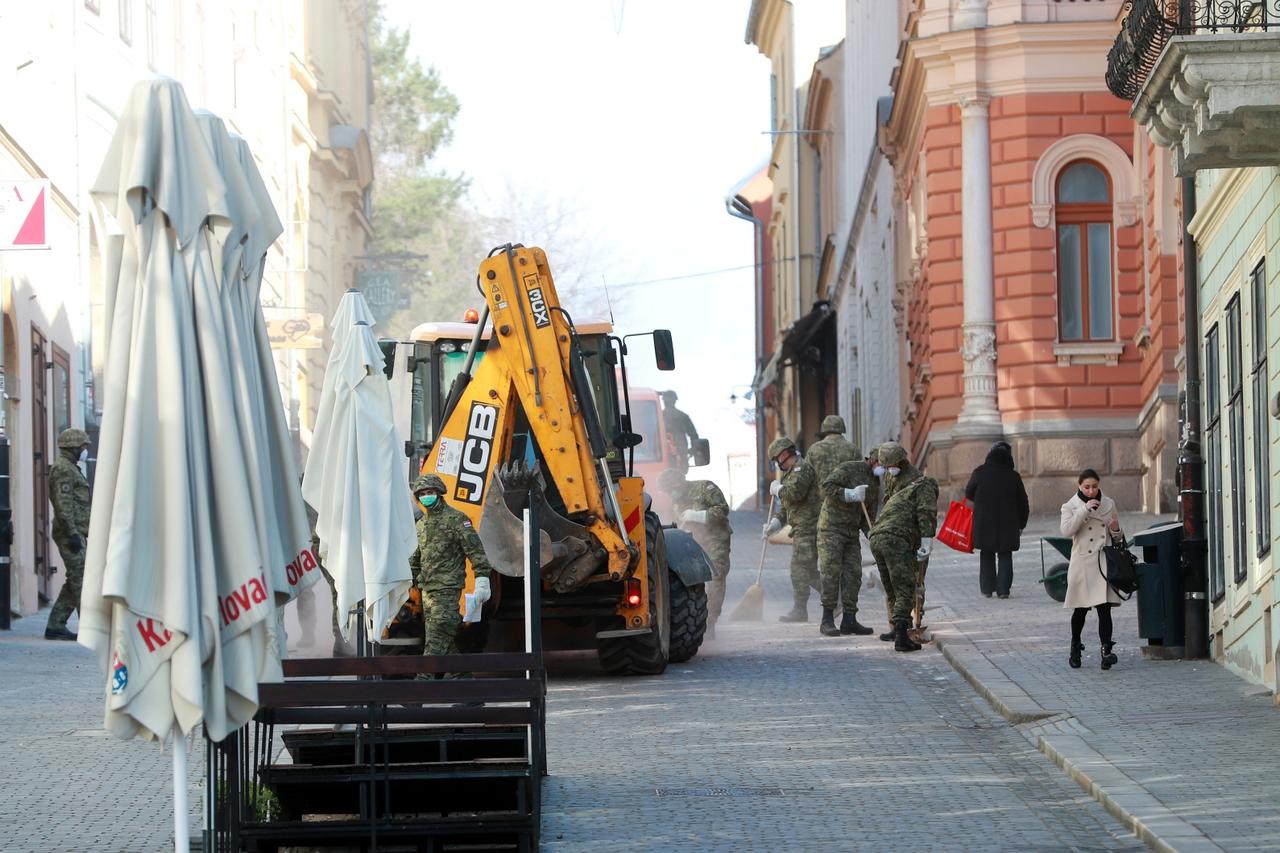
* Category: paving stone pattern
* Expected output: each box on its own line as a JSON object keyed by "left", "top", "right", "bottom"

{"left": 0, "top": 610, "right": 204, "bottom": 852}
{"left": 927, "top": 513, "right": 1280, "bottom": 852}
{"left": 540, "top": 510, "right": 1140, "bottom": 851}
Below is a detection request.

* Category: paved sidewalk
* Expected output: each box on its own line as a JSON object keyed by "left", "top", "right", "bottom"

{"left": 925, "top": 513, "right": 1280, "bottom": 853}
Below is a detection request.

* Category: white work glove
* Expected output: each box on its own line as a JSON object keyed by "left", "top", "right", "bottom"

{"left": 842, "top": 484, "right": 868, "bottom": 503}
{"left": 769, "top": 480, "right": 783, "bottom": 497}
{"left": 679, "top": 509, "right": 708, "bottom": 525}
{"left": 762, "top": 517, "right": 782, "bottom": 539}
{"left": 472, "top": 576, "right": 491, "bottom": 605}
{"left": 916, "top": 537, "right": 934, "bottom": 560}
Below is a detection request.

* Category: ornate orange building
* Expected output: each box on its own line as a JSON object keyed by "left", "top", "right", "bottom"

{"left": 884, "top": 0, "right": 1181, "bottom": 511}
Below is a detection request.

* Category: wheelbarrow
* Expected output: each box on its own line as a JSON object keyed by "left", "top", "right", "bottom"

{"left": 1038, "top": 536, "right": 1071, "bottom": 602}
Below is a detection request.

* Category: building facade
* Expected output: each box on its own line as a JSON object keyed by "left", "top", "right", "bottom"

{"left": 881, "top": 0, "right": 1180, "bottom": 512}
{"left": 745, "top": 0, "right": 845, "bottom": 452}
{"left": 830, "top": 0, "right": 902, "bottom": 455}
{"left": 0, "top": 0, "right": 371, "bottom": 619}
{"left": 1114, "top": 0, "right": 1280, "bottom": 692}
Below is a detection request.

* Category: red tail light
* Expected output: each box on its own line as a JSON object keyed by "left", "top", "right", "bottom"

{"left": 624, "top": 578, "right": 642, "bottom": 608}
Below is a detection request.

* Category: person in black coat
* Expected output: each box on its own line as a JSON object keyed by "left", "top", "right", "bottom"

{"left": 963, "top": 441, "right": 1030, "bottom": 598}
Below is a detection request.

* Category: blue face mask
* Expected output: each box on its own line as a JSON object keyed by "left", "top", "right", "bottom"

{"left": 419, "top": 494, "right": 438, "bottom": 509}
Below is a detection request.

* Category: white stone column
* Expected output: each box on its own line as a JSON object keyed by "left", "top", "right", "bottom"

{"left": 957, "top": 94, "right": 1001, "bottom": 430}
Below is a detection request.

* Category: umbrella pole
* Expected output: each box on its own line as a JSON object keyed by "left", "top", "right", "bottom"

{"left": 172, "top": 725, "right": 189, "bottom": 853}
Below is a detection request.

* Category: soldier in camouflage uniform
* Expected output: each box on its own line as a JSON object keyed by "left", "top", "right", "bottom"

{"left": 659, "top": 468, "right": 731, "bottom": 633}
{"left": 818, "top": 452, "right": 878, "bottom": 637}
{"left": 763, "top": 436, "right": 821, "bottom": 623}
{"left": 807, "top": 415, "right": 858, "bottom": 484}
{"left": 661, "top": 390, "right": 701, "bottom": 472}
{"left": 806, "top": 415, "right": 860, "bottom": 636}
{"left": 45, "top": 428, "right": 92, "bottom": 640}
{"left": 867, "top": 442, "right": 938, "bottom": 652}
{"left": 409, "top": 474, "right": 495, "bottom": 659}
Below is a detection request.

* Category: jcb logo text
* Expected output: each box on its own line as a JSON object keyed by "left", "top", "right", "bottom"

{"left": 456, "top": 402, "right": 498, "bottom": 505}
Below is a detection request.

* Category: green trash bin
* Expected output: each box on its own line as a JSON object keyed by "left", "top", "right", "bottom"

{"left": 1131, "top": 521, "right": 1184, "bottom": 653}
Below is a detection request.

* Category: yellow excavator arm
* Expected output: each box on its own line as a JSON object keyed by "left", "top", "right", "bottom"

{"left": 422, "top": 245, "right": 637, "bottom": 595}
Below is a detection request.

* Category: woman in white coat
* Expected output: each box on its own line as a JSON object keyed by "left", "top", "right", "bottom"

{"left": 1060, "top": 468, "right": 1124, "bottom": 670}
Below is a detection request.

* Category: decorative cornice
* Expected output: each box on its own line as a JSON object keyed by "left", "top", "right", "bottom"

{"left": 1030, "top": 134, "right": 1139, "bottom": 230}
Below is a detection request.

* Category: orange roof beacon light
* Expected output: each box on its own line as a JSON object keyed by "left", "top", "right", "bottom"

{"left": 463, "top": 307, "right": 480, "bottom": 324}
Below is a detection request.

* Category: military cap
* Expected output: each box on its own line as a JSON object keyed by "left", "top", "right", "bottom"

{"left": 661, "top": 389, "right": 678, "bottom": 403}
{"left": 767, "top": 435, "right": 797, "bottom": 460}
{"left": 412, "top": 473, "right": 447, "bottom": 494}
{"left": 817, "top": 415, "right": 846, "bottom": 437}
{"left": 57, "top": 428, "right": 91, "bottom": 449}
{"left": 875, "top": 441, "right": 907, "bottom": 467}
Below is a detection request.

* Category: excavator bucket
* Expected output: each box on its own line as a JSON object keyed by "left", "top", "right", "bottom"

{"left": 480, "top": 463, "right": 601, "bottom": 592}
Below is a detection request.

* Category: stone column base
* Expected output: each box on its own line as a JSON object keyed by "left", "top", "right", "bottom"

{"left": 921, "top": 421, "right": 1175, "bottom": 516}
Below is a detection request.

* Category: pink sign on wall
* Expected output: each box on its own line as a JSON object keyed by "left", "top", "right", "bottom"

{"left": 0, "top": 180, "right": 49, "bottom": 250}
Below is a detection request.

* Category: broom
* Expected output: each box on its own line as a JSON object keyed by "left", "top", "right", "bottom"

{"left": 729, "top": 494, "right": 775, "bottom": 622}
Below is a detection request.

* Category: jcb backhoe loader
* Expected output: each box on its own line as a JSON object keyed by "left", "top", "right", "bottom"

{"left": 382, "top": 244, "right": 712, "bottom": 674}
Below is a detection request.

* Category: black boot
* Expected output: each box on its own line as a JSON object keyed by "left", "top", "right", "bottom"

{"left": 1101, "top": 642, "right": 1117, "bottom": 670}
{"left": 879, "top": 625, "right": 896, "bottom": 642}
{"left": 1069, "top": 641, "right": 1083, "bottom": 669}
{"left": 44, "top": 626, "right": 77, "bottom": 641}
{"left": 819, "top": 608, "right": 840, "bottom": 636}
{"left": 778, "top": 603, "right": 808, "bottom": 623}
{"left": 894, "top": 620, "right": 921, "bottom": 652}
{"left": 839, "top": 611, "right": 874, "bottom": 635}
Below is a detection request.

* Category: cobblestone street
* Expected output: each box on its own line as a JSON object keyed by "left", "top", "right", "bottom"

{"left": 8, "top": 509, "right": 1279, "bottom": 851}
{"left": 539, "top": 510, "right": 1139, "bottom": 851}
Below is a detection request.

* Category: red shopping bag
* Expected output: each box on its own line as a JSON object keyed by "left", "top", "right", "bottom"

{"left": 936, "top": 500, "right": 974, "bottom": 553}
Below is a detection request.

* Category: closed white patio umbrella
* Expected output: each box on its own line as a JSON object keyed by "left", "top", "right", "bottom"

{"left": 302, "top": 310, "right": 417, "bottom": 644}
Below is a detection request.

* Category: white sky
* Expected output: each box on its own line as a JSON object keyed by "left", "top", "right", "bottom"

{"left": 386, "top": 0, "right": 773, "bottom": 504}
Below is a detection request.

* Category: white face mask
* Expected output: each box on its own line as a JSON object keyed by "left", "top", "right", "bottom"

{"left": 78, "top": 449, "right": 89, "bottom": 465}
{"left": 872, "top": 465, "right": 885, "bottom": 478}
{"left": 887, "top": 467, "right": 901, "bottom": 477}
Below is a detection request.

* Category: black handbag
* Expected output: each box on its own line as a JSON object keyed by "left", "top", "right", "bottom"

{"left": 1098, "top": 537, "right": 1139, "bottom": 600}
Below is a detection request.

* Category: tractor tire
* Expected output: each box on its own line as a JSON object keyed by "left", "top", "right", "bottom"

{"left": 597, "top": 511, "right": 670, "bottom": 676}
{"left": 667, "top": 573, "right": 707, "bottom": 664}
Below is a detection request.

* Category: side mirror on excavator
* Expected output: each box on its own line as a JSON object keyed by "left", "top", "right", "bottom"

{"left": 691, "top": 438, "right": 711, "bottom": 467}
{"left": 653, "top": 329, "right": 675, "bottom": 371}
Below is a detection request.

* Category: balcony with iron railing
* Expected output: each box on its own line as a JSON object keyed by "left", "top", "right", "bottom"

{"left": 1108, "top": 0, "right": 1280, "bottom": 173}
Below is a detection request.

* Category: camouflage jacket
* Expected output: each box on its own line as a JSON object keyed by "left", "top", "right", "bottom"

{"left": 664, "top": 406, "right": 700, "bottom": 452}
{"left": 868, "top": 463, "right": 938, "bottom": 550}
{"left": 49, "top": 449, "right": 90, "bottom": 540}
{"left": 807, "top": 434, "right": 857, "bottom": 488}
{"left": 673, "top": 480, "right": 731, "bottom": 538}
{"left": 776, "top": 457, "right": 821, "bottom": 536}
{"left": 408, "top": 501, "right": 494, "bottom": 593}
{"left": 820, "top": 459, "right": 878, "bottom": 535}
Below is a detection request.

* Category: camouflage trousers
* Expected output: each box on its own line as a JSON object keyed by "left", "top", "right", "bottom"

{"left": 869, "top": 536, "right": 918, "bottom": 626}
{"left": 817, "top": 529, "right": 862, "bottom": 614}
{"left": 702, "top": 534, "right": 732, "bottom": 626}
{"left": 789, "top": 530, "right": 820, "bottom": 607}
{"left": 420, "top": 587, "right": 463, "bottom": 657}
{"left": 47, "top": 536, "right": 84, "bottom": 631}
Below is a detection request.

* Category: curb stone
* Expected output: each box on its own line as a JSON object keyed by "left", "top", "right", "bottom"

{"left": 934, "top": 620, "right": 1222, "bottom": 853}
{"left": 1037, "top": 735, "right": 1225, "bottom": 853}
{"left": 932, "top": 625, "right": 1058, "bottom": 724}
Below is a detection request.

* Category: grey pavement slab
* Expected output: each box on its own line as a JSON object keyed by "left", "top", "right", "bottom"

{"left": 925, "top": 511, "right": 1280, "bottom": 852}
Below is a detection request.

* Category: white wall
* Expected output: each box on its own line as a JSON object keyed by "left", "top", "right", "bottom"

{"left": 834, "top": 0, "right": 900, "bottom": 454}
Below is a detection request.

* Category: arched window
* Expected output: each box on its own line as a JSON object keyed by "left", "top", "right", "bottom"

{"left": 1055, "top": 161, "right": 1114, "bottom": 341}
